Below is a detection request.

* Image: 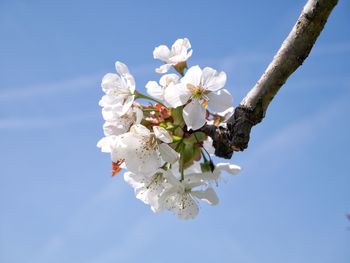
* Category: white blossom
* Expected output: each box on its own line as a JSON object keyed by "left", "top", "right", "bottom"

{"left": 198, "top": 162, "right": 242, "bottom": 182}
{"left": 202, "top": 137, "right": 215, "bottom": 155}
{"left": 102, "top": 106, "right": 143, "bottom": 136}
{"left": 160, "top": 173, "right": 219, "bottom": 220}
{"left": 164, "top": 65, "right": 233, "bottom": 130}
{"left": 145, "top": 74, "right": 179, "bottom": 100}
{"left": 97, "top": 135, "right": 118, "bottom": 153}
{"left": 124, "top": 169, "right": 173, "bottom": 212}
{"left": 214, "top": 163, "right": 241, "bottom": 177}
{"left": 152, "top": 126, "right": 173, "bottom": 143}
{"left": 97, "top": 38, "right": 242, "bottom": 220}
{"left": 100, "top": 61, "right": 136, "bottom": 116}
{"left": 153, "top": 38, "right": 193, "bottom": 73}
{"left": 111, "top": 124, "right": 177, "bottom": 176}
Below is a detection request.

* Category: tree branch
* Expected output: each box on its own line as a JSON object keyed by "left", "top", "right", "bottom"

{"left": 202, "top": 0, "right": 338, "bottom": 159}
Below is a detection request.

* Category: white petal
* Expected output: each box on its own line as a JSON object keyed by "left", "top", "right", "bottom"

{"left": 155, "top": 64, "right": 172, "bottom": 74}
{"left": 159, "top": 143, "right": 179, "bottom": 164}
{"left": 115, "top": 61, "right": 130, "bottom": 76}
{"left": 130, "top": 124, "right": 150, "bottom": 137}
{"left": 182, "top": 173, "right": 207, "bottom": 188}
{"left": 120, "top": 95, "right": 135, "bottom": 116}
{"left": 214, "top": 163, "right": 241, "bottom": 175}
{"left": 182, "top": 38, "right": 191, "bottom": 49}
{"left": 153, "top": 45, "right": 170, "bottom": 62}
{"left": 201, "top": 67, "right": 227, "bottom": 91}
{"left": 146, "top": 81, "right": 164, "bottom": 100}
{"left": 207, "top": 89, "right": 233, "bottom": 113}
{"left": 169, "top": 38, "right": 192, "bottom": 63}
{"left": 181, "top": 65, "right": 202, "bottom": 86}
{"left": 182, "top": 99, "right": 206, "bottom": 130}
{"left": 99, "top": 94, "right": 122, "bottom": 108}
{"left": 164, "top": 83, "right": 191, "bottom": 108}
{"left": 217, "top": 107, "right": 234, "bottom": 120}
{"left": 96, "top": 136, "right": 114, "bottom": 153}
{"left": 101, "top": 73, "right": 122, "bottom": 94}
{"left": 138, "top": 171, "right": 169, "bottom": 212}
{"left": 125, "top": 172, "right": 166, "bottom": 212}
{"left": 159, "top": 74, "right": 180, "bottom": 87}
{"left": 134, "top": 107, "right": 143, "bottom": 124}
{"left": 110, "top": 136, "right": 128, "bottom": 161}
{"left": 124, "top": 171, "right": 144, "bottom": 189}
{"left": 191, "top": 187, "right": 219, "bottom": 205}
{"left": 153, "top": 126, "right": 172, "bottom": 143}
{"left": 101, "top": 107, "right": 117, "bottom": 121}
{"left": 173, "top": 194, "right": 199, "bottom": 220}
{"left": 202, "top": 137, "right": 215, "bottom": 155}
{"left": 124, "top": 147, "right": 162, "bottom": 176}
{"left": 184, "top": 161, "right": 202, "bottom": 175}
{"left": 124, "top": 73, "right": 136, "bottom": 94}
{"left": 103, "top": 121, "right": 130, "bottom": 136}
{"left": 184, "top": 49, "right": 193, "bottom": 61}
{"left": 111, "top": 151, "right": 124, "bottom": 163}
{"left": 101, "top": 102, "right": 126, "bottom": 120}
{"left": 120, "top": 128, "right": 163, "bottom": 176}
{"left": 172, "top": 38, "right": 191, "bottom": 51}
{"left": 195, "top": 171, "right": 220, "bottom": 181}
{"left": 114, "top": 61, "right": 135, "bottom": 94}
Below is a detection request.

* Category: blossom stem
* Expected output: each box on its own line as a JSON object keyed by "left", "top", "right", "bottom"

{"left": 142, "top": 108, "right": 160, "bottom": 112}
{"left": 135, "top": 91, "right": 166, "bottom": 107}
{"left": 193, "top": 132, "right": 215, "bottom": 169}
{"left": 180, "top": 168, "right": 185, "bottom": 182}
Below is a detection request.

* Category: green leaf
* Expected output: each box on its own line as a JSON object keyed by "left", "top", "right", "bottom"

{"left": 192, "top": 132, "right": 206, "bottom": 142}
{"left": 166, "top": 122, "right": 174, "bottom": 129}
{"left": 200, "top": 160, "right": 215, "bottom": 173}
{"left": 172, "top": 135, "right": 182, "bottom": 142}
{"left": 183, "top": 132, "right": 207, "bottom": 145}
{"left": 200, "top": 162, "right": 211, "bottom": 172}
{"left": 183, "top": 136, "right": 196, "bottom": 145}
{"left": 174, "top": 127, "right": 184, "bottom": 138}
{"left": 159, "top": 122, "right": 167, "bottom": 128}
{"left": 193, "top": 145, "right": 201, "bottom": 161}
{"left": 171, "top": 106, "right": 185, "bottom": 127}
{"left": 179, "top": 142, "right": 196, "bottom": 172}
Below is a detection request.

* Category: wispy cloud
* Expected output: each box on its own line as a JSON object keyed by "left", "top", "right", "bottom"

{"left": 28, "top": 181, "right": 126, "bottom": 263}
{"left": 0, "top": 74, "right": 101, "bottom": 102}
{"left": 247, "top": 93, "right": 350, "bottom": 167}
{"left": 25, "top": 91, "right": 350, "bottom": 263}
{"left": 86, "top": 217, "right": 161, "bottom": 263}
{"left": 1, "top": 40, "right": 348, "bottom": 103}
{"left": 313, "top": 41, "right": 350, "bottom": 56}
{"left": 0, "top": 112, "right": 99, "bottom": 130}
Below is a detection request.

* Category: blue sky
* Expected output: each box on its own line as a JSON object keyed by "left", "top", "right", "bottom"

{"left": 0, "top": 0, "right": 349, "bottom": 262}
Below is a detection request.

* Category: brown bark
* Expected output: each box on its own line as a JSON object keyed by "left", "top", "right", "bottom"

{"left": 202, "top": 0, "right": 338, "bottom": 159}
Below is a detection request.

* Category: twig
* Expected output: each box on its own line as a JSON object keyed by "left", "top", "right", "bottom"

{"left": 201, "top": 0, "right": 338, "bottom": 159}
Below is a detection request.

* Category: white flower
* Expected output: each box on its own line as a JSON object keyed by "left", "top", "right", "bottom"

{"left": 96, "top": 135, "right": 127, "bottom": 164}
{"left": 152, "top": 126, "right": 172, "bottom": 143}
{"left": 124, "top": 169, "right": 173, "bottom": 212}
{"left": 153, "top": 38, "right": 193, "bottom": 73}
{"left": 100, "top": 61, "right": 136, "bottom": 116}
{"left": 145, "top": 74, "right": 180, "bottom": 100}
{"left": 97, "top": 135, "right": 118, "bottom": 153}
{"left": 214, "top": 163, "right": 241, "bottom": 177}
{"left": 102, "top": 106, "right": 143, "bottom": 136}
{"left": 160, "top": 173, "right": 219, "bottom": 220}
{"left": 202, "top": 137, "right": 215, "bottom": 155}
{"left": 217, "top": 107, "right": 234, "bottom": 120}
{"left": 111, "top": 124, "right": 178, "bottom": 176}
{"left": 199, "top": 162, "right": 241, "bottom": 182}
{"left": 164, "top": 65, "right": 233, "bottom": 130}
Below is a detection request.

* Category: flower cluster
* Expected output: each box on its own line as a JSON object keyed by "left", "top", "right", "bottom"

{"left": 97, "top": 38, "right": 241, "bottom": 219}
